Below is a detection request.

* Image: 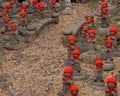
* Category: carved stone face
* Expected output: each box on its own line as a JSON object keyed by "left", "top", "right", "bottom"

{"left": 65, "top": 73, "right": 71, "bottom": 77}
{"left": 11, "top": 26, "right": 16, "bottom": 30}
{"left": 108, "top": 82, "right": 116, "bottom": 88}
{"left": 71, "top": 90, "right": 77, "bottom": 95}
{"left": 97, "top": 64, "right": 103, "bottom": 67}
{"left": 89, "top": 33, "right": 94, "bottom": 37}
{"left": 73, "top": 54, "right": 79, "bottom": 57}
{"left": 69, "top": 40, "right": 75, "bottom": 44}
{"left": 87, "top": 20, "right": 91, "bottom": 23}
{"left": 84, "top": 26, "right": 88, "bottom": 30}
{"left": 106, "top": 43, "right": 112, "bottom": 46}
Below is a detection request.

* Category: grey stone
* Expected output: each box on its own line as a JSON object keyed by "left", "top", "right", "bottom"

{"left": 97, "top": 27, "right": 109, "bottom": 34}
{"left": 81, "top": 51, "right": 102, "bottom": 64}
{"left": 36, "top": 18, "right": 59, "bottom": 34}
{"left": 115, "top": 74, "right": 120, "bottom": 82}
{"left": 74, "top": 73, "right": 90, "bottom": 81}
{"left": 27, "top": 24, "right": 36, "bottom": 31}
{"left": 4, "top": 42, "right": 24, "bottom": 50}
{"left": 103, "top": 60, "right": 115, "bottom": 71}
{"left": 112, "top": 50, "right": 120, "bottom": 57}
{"left": 88, "top": 82, "right": 105, "bottom": 91}
{"left": 77, "top": 44, "right": 89, "bottom": 53}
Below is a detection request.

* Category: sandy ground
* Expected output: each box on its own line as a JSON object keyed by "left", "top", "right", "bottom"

{"left": 0, "top": 3, "right": 120, "bottom": 96}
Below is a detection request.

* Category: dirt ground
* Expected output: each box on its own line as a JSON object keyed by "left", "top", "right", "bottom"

{"left": 0, "top": 3, "right": 120, "bottom": 96}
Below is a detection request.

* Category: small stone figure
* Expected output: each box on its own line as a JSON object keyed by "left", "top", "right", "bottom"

{"left": 65, "top": 0, "right": 71, "bottom": 8}
{"left": 1, "top": 17, "right": 10, "bottom": 34}
{"left": 20, "top": 11, "right": 27, "bottom": 27}
{"left": 107, "top": 27, "right": 118, "bottom": 50}
{"left": 71, "top": 49, "right": 81, "bottom": 73}
{"left": 87, "top": 29, "right": 96, "bottom": 52}
{"left": 62, "top": 67, "right": 74, "bottom": 95}
{"left": 71, "top": 49, "right": 89, "bottom": 80}
{"left": 32, "top": 0, "right": 38, "bottom": 8}
{"left": 86, "top": 16, "right": 94, "bottom": 28}
{"left": 101, "top": 7, "right": 109, "bottom": 28}
{"left": 103, "top": 39, "right": 115, "bottom": 71}
{"left": 51, "top": 0, "right": 57, "bottom": 12}
{"left": 101, "top": 1, "right": 108, "bottom": 9}
{"left": 10, "top": 23, "right": 20, "bottom": 42}
{"left": 94, "top": 60, "right": 104, "bottom": 82}
{"left": 1, "top": 9, "right": 9, "bottom": 17}
{"left": 100, "top": 1, "right": 109, "bottom": 28}
{"left": 67, "top": 36, "right": 77, "bottom": 58}
{"left": 81, "top": 23, "right": 90, "bottom": 45}
{"left": 89, "top": 59, "right": 105, "bottom": 90}
{"left": 20, "top": 4, "right": 27, "bottom": 12}
{"left": 105, "top": 77, "right": 118, "bottom": 96}
{"left": 104, "top": 39, "right": 113, "bottom": 61}
{"left": 70, "top": 85, "right": 79, "bottom": 96}
{"left": 37, "top": 2, "right": 45, "bottom": 18}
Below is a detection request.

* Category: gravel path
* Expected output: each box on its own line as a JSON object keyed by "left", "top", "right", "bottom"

{"left": 1, "top": 3, "right": 120, "bottom": 96}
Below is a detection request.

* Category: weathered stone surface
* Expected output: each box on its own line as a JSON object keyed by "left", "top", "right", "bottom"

{"left": 0, "top": 49, "right": 6, "bottom": 56}
{"left": 77, "top": 44, "right": 89, "bottom": 53}
{"left": 89, "top": 82, "right": 105, "bottom": 91}
{"left": 97, "top": 27, "right": 109, "bottom": 34}
{"left": 61, "top": 7, "right": 74, "bottom": 15}
{"left": 103, "top": 60, "right": 115, "bottom": 71}
{"left": 115, "top": 74, "right": 120, "bottom": 82}
{"left": 4, "top": 42, "right": 24, "bottom": 50}
{"left": 74, "top": 73, "right": 90, "bottom": 81}
{"left": 81, "top": 51, "right": 102, "bottom": 64}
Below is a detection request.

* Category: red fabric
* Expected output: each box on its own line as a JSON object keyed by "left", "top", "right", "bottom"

{"left": 68, "top": 36, "right": 77, "bottom": 48}
{"left": 11, "top": 23, "right": 17, "bottom": 34}
{"left": 37, "top": 2, "right": 45, "bottom": 14}
{"left": 72, "top": 50, "right": 80, "bottom": 61}
{"left": 51, "top": 0, "right": 56, "bottom": 6}
{"left": 21, "top": 5, "right": 27, "bottom": 12}
{"left": 101, "top": 7, "right": 108, "bottom": 18}
{"left": 2, "top": 9, "right": 8, "bottom": 17}
{"left": 101, "top": 1, "right": 108, "bottom": 8}
{"left": 106, "top": 77, "right": 117, "bottom": 96}
{"left": 64, "top": 67, "right": 73, "bottom": 84}
{"left": 86, "top": 17, "right": 93, "bottom": 24}
{"left": 105, "top": 39, "right": 113, "bottom": 50}
{"left": 32, "top": 0, "right": 38, "bottom": 7}
{"left": 70, "top": 85, "right": 79, "bottom": 96}
{"left": 87, "top": 30, "right": 96, "bottom": 43}
{"left": 20, "top": 12, "right": 26, "bottom": 20}
{"left": 6, "top": 4, "right": 11, "bottom": 10}
{"left": 96, "top": 60, "right": 104, "bottom": 70}
{"left": 109, "top": 27, "right": 118, "bottom": 38}
{"left": 4, "top": 17, "right": 10, "bottom": 27}
{"left": 82, "top": 23, "right": 90, "bottom": 37}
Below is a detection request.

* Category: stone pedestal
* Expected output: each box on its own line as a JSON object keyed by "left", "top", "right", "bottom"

{"left": 89, "top": 81, "right": 105, "bottom": 91}
{"left": 74, "top": 72, "right": 89, "bottom": 81}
